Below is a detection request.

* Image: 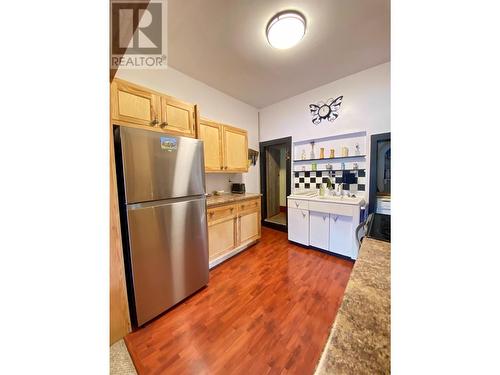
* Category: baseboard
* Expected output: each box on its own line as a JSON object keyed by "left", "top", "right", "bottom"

{"left": 209, "top": 239, "right": 259, "bottom": 269}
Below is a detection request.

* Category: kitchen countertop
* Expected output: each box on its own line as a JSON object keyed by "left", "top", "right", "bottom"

{"left": 206, "top": 193, "right": 262, "bottom": 207}
{"left": 315, "top": 237, "right": 391, "bottom": 375}
{"left": 288, "top": 193, "right": 365, "bottom": 206}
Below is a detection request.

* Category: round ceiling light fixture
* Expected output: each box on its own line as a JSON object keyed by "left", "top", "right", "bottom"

{"left": 266, "top": 10, "right": 306, "bottom": 49}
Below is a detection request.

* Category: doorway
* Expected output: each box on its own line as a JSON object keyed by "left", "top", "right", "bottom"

{"left": 259, "top": 137, "right": 292, "bottom": 232}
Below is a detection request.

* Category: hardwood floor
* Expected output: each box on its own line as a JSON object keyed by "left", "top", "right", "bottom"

{"left": 124, "top": 227, "right": 354, "bottom": 375}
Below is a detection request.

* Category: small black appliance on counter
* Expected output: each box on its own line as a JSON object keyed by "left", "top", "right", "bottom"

{"left": 231, "top": 183, "right": 246, "bottom": 194}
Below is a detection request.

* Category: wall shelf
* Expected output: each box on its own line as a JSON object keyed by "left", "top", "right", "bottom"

{"left": 293, "top": 155, "right": 366, "bottom": 163}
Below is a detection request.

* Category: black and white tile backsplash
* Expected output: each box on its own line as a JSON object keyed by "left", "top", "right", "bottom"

{"left": 294, "top": 169, "right": 366, "bottom": 193}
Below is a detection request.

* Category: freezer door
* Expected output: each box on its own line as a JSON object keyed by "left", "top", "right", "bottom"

{"left": 126, "top": 196, "right": 209, "bottom": 326}
{"left": 118, "top": 126, "right": 206, "bottom": 204}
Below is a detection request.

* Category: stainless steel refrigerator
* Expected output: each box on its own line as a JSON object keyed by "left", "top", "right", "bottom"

{"left": 114, "top": 126, "right": 209, "bottom": 327}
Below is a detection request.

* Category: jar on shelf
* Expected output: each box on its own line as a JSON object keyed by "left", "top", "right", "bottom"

{"left": 341, "top": 147, "right": 349, "bottom": 157}
{"left": 330, "top": 149, "right": 335, "bottom": 158}
{"left": 320, "top": 147, "right": 325, "bottom": 159}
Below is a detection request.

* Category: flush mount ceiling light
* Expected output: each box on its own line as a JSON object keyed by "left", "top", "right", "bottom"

{"left": 266, "top": 10, "right": 306, "bottom": 49}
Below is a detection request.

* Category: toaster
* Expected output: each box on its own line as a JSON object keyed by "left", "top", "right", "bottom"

{"left": 231, "top": 183, "right": 246, "bottom": 194}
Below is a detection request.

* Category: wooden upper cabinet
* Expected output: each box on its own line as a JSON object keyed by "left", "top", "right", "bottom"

{"left": 111, "top": 79, "right": 198, "bottom": 138}
{"left": 160, "top": 96, "right": 196, "bottom": 138}
{"left": 111, "top": 80, "right": 159, "bottom": 127}
{"left": 223, "top": 125, "right": 248, "bottom": 172}
{"left": 199, "top": 119, "right": 223, "bottom": 172}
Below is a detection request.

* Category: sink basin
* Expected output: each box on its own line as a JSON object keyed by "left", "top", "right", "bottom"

{"left": 289, "top": 192, "right": 365, "bottom": 206}
{"left": 316, "top": 195, "right": 365, "bottom": 205}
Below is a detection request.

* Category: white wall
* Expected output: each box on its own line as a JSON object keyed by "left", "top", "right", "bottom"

{"left": 115, "top": 67, "right": 260, "bottom": 194}
{"left": 259, "top": 62, "right": 390, "bottom": 202}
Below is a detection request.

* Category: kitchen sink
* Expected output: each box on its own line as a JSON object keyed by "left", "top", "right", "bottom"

{"left": 316, "top": 195, "right": 366, "bottom": 205}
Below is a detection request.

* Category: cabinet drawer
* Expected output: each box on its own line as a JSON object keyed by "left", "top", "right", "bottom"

{"left": 288, "top": 199, "right": 309, "bottom": 210}
{"left": 207, "top": 204, "right": 237, "bottom": 224}
{"left": 238, "top": 198, "right": 260, "bottom": 213}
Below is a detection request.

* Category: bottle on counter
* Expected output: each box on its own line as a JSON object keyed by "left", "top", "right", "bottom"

{"left": 319, "top": 184, "right": 325, "bottom": 196}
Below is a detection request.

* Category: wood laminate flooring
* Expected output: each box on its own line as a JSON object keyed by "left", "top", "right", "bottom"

{"left": 125, "top": 227, "right": 354, "bottom": 374}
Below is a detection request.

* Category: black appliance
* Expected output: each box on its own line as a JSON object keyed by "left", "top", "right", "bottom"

{"left": 231, "top": 183, "right": 246, "bottom": 194}
{"left": 366, "top": 213, "right": 391, "bottom": 242}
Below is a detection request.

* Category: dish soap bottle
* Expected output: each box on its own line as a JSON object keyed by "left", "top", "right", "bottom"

{"left": 319, "top": 184, "right": 325, "bottom": 196}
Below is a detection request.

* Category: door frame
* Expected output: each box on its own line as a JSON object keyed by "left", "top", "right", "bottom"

{"left": 259, "top": 136, "right": 292, "bottom": 232}
{"left": 368, "top": 132, "right": 391, "bottom": 214}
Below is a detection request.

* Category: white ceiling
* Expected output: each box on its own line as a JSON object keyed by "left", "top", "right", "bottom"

{"left": 168, "top": 0, "right": 390, "bottom": 108}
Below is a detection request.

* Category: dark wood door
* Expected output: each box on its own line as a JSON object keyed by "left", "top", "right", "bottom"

{"left": 266, "top": 147, "right": 281, "bottom": 218}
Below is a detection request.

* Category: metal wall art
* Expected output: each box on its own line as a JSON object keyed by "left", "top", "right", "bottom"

{"left": 309, "top": 95, "right": 343, "bottom": 125}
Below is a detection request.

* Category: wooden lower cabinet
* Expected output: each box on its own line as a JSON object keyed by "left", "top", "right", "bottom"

{"left": 239, "top": 209, "right": 260, "bottom": 244}
{"left": 207, "top": 198, "right": 261, "bottom": 264}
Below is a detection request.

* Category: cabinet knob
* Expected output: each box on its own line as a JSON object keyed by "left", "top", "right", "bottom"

{"left": 224, "top": 166, "right": 228, "bottom": 170}
{"left": 159, "top": 121, "right": 168, "bottom": 129}
{"left": 323, "top": 216, "right": 327, "bottom": 221}
{"left": 150, "top": 118, "right": 159, "bottom": 126}
{"left": 295, "top": 202, "right": 299, "bottom": 208}
{"left": 301, "top": 211, "right": 306, "bottom": 218}
{"left": 220, "top": 166, "right": 223, "bottom": 170}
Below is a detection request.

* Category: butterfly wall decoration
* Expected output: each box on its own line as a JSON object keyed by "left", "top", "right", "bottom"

{"left": 309, "top": 96, "right": 343, "bottom": 125}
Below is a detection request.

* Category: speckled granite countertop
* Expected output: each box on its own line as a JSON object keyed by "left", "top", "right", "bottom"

{"left": 315, "top": 238, "right": 391, "bottom": 375}
{"left": 206, "top": 193, "right": 262, "bottom": 207}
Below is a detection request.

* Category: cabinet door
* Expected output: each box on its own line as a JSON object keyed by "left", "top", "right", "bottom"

{"left": 288, "top": 207, "right": 309, "bottom": 245}
{"left": 222, "top": 125, "right": 248, "bottom": 172}
{"left": 160, "top": 96, "right": 196, "bottom": 138}
{"left": 238, "top": 207, "right": 260, "bottom": 245}
{"left": 199, "top": 119, "right": 223, "bottom": 172}
{"left": 329, "top": 214, "right": 354, "bottom": 258}
{"left": 208, "top": 217, "right": 236, "bottom": 261}
{"left": 111, "top": 80, "right": 159, "bottom": 127}
{"left": 309, "top": 211, "right": 330, "bottom": 250}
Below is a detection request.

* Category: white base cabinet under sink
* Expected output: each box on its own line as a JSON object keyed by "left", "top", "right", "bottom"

{"left": 329, "top": 214, "right": 353, "bottom": 258}
{"left": 288, "top": 197, "right": 363, "bottom": 259}
{"left": 309, "top": 211, "right": 330, "bottom": 250}
{"left": 288, "top": 207, "right": 309, "bottom": 246}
